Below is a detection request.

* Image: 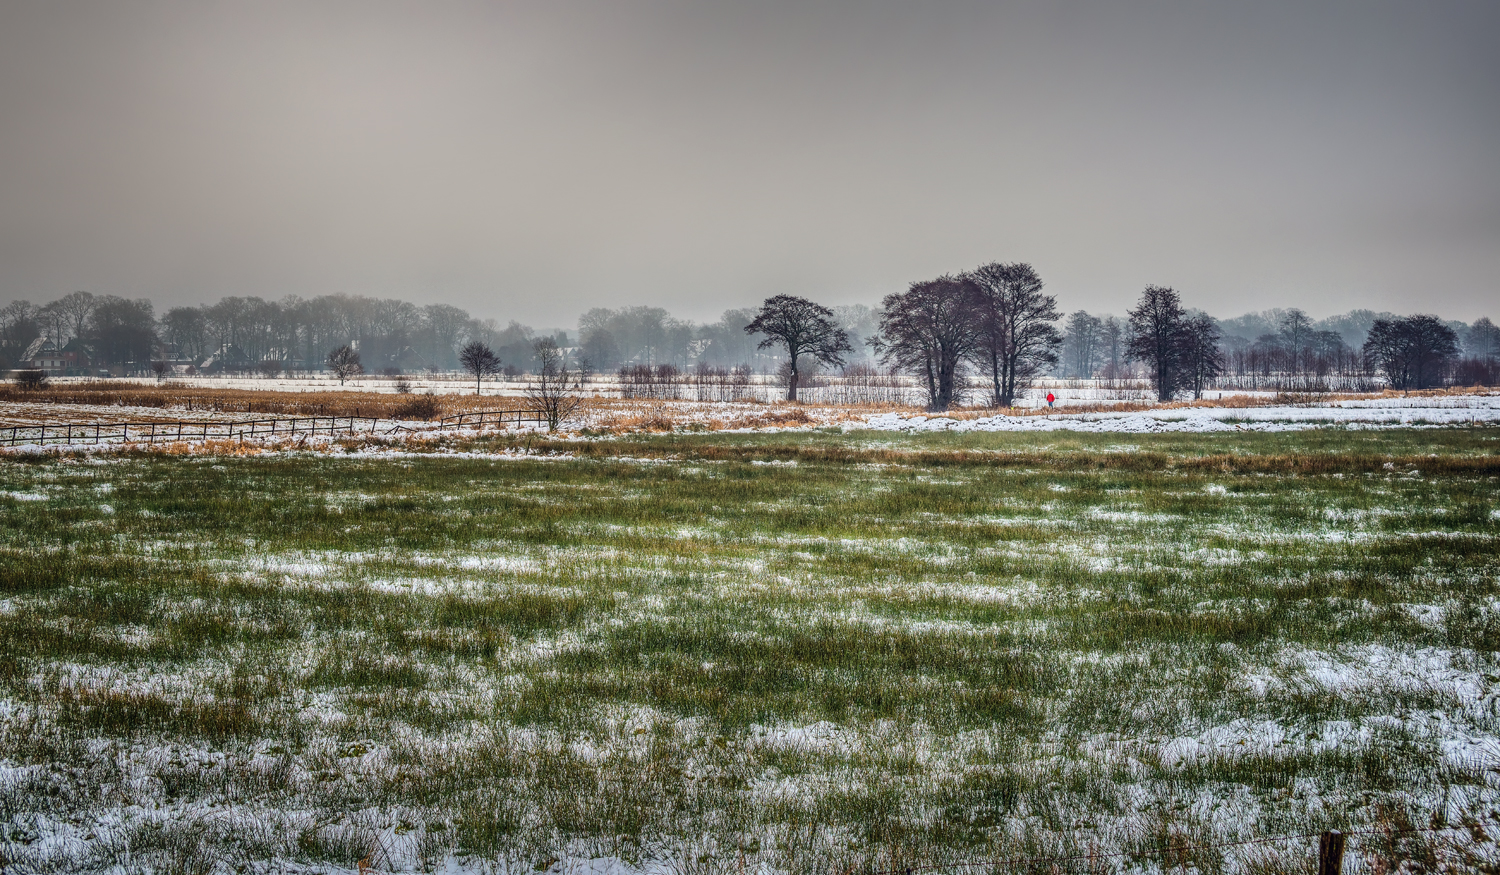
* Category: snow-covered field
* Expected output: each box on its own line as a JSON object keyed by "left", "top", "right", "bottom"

{"left": 1, "top": 423, "right": 1497, "bottom": 874}
{"left": 860, "top": 394, "right": 1500, "bottom": 434}
{"left": 30, "top": 374, "right": 1286, "bottom": 408}
{"left": 3, "top": 394, "right": 1498, "bottom": 456}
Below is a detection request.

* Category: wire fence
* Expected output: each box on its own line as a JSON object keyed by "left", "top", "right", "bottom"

{"left": 0, "top": 408, "right": 548, "bottom": 447}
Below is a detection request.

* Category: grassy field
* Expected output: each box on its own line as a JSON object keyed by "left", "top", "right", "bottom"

{"left": 1, "top": 427, "right": 1498, "bottom": 873}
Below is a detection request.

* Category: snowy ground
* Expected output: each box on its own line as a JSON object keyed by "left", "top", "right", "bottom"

{"left": 0, "top": 427, "right": 1496, "bottom": 874}
{"left": 859, "top": 394, "right": 1500, "bottom": 434}
{"left": 33, "top": 374, "right": 1281, "bottom": 408}
{"left": 3, "top": 394, "right": 1498, "bottom": 456}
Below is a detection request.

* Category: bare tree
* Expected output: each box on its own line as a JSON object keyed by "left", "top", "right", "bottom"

{"left": 37, "top": 301, "right": 68, "bottom": 347}
{"left": 1466, "top": 317, "right": 1499, "bottom": 362}
{"left": 327, "top": 344, "right": 363, "bottom": 385}
{"left": 966, "top": 262, "right": 1062, "bottom": 406}
{"left": 525, "top": 339, "right": 580, "bottom": 431}
{"left": 1363, "top": 315, "right": 1459, "bottom": 390}
{"left": 874, "top": 276, "right": 981, "bottom": 411}
{"left": 744, "top": 295, "right": 852, "bottom": 401}
{"left": 151, "top": 360, "right": 171, "bottom": 383}
{"left": 88, "top": 296, "right": 157, "bottom": 372}
{"left": 0, "top": 300, "right": 39, "bottom": 371}
{"left": 53, "top": 291, "right": 96, "bottom": 342}
{"left": 1127, "top": 286, "right": 1189, "bottom": 401}
{"left": 1062, "top": 311, "right": 1105, "bottom": 379}
{"left": 1277, "top": 308, "right": 1314, "bottom": 377}
{"left": 458, "top": 340, "right": 500, "bottom": 395}
{"left": 1100, "top": 316, "right": 1127, "bottom": 379}
{"left": 161, "top": 306, "right": 210, "bottom": 363}
{"left": 1180, "top": 314, "right": 1225, "bottom": 399}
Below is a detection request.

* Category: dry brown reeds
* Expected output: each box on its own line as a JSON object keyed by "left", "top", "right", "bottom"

{"left": 0, "top": 381, "right": 511, "bottom": 419}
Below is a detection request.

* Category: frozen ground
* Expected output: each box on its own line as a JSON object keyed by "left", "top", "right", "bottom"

{"left": 0, "top": 428, "right": 1496, "bottom": 874}
{"left": 860, "top": 395, "right": 1500, "bottom": 434}
{"left": 32, "top": 374, "right": 1288, "bottom": 408}
{"left": 3, "top": 394, "right": 1498, "bottom": 456}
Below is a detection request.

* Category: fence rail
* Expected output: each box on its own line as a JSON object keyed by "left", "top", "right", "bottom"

{"left": 0, "top": 409, "right": 546, "bottom": 447}
{"left": 438, "top": 409, "right": 547, "bottom": 428}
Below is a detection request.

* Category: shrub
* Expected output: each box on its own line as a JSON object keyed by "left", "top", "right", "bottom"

{"left": 392, "top": 392, "right": 441, "bottom": 420}
{"left": 13, "top": 369, "right": 47, "bottom": 391}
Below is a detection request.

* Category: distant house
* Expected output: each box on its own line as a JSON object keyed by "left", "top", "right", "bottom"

{"left": 25, "top": 338, "right": 92, "bottom": 374}
{"left": 387, "top": 346, "right": 432, "bottom": 374}
{"left": 198, "top": 343, "right": 253, "bottom": 374}
{"left": 22, "top": 338, "right": 55, "bottom": 370}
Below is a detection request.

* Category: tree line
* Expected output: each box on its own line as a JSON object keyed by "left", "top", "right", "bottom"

{"left": 2, "top": 277, "right": 1495, "bottom": 408}
{"left": 0, "top": 292, "right": 559, "bottom": 376}
{"left": 0, "top": 291, "right": 882, "bottom": 377}
{"left": 745, "top": 268, "right": 1496, "bottom": 409}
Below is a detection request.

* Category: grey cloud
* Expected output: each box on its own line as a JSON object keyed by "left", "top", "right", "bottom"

{"left": 0, "top": 1, "right": 1495, "bottom": 323}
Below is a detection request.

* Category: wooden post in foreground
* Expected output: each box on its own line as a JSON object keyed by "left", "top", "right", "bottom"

{"left": 1319, "top": 830, "right": 1344, "bottom": 875}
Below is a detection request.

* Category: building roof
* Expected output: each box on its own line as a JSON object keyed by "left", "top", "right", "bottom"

{"left": 22, "top": 337, "right": 53, "bottom": 360}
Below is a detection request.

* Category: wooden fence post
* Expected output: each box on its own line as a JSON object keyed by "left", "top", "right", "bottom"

{"left": 1318, "top": 831, "right": 1344, "bottom": 875}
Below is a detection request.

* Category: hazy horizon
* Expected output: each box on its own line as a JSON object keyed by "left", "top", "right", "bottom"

{"left": 2, "top": 1, "right": 1496, "bottom": 325}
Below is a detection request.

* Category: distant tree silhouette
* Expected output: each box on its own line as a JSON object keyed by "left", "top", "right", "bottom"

{"left": 875, "top": 276, "right": 982, "bottom": 412}
{"left": 744, "top": 295, "right": 852, "bottom": 401}
{"left": 1363, "top": 315, "right": 1459, "bottom": 390}
{"left": 0, "top": 300, "right": 39, "bottom": 372}
{"left": 458, "top": 340, "right": 500, "bottom": 395}
{"left": 53, "top": 291, "right": 97, "bottom": 343}
{"left": 579, "top": 328, "right": 621, "bottom": 373}
{"left": 1100, "top": 316, "right": 1127, "bottom": 379}
{"left": 966, "top": 262, "right": 1061, "bottom": 407}
{"left": 327, "top": 344, "right": 363, "bottom": 386}
{"left": 1181, "top": 314, "right": 1225, "bottom": 399}
{"left": 1127, "top": 286, "right": 1189, "bottom": 401}
{"left": 162, "top": 306, "right": 211, "bottom": 363}
{"left": 1276, "top": 309, "right": 1314, "bottom": 377}
{"left": 1466, "top": 317, "right": 1499, "bottom": 362}
{"left": 88, "top": 297, "right": 158, "bottom": 371}
{"left": 1062, "top": 311, "right": 1105, "bottom": 379}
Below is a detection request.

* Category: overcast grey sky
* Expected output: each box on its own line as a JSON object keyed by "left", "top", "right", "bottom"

{"left": 1, "top": 1, "right": 1496, "bottom": 325}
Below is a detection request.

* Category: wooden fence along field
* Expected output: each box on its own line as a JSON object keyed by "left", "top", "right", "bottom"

{"left": 0, "top": 409, "right": 546, "bottom": 447}
{"left": 436, "top": 409, "right": 548, "bottom": 429}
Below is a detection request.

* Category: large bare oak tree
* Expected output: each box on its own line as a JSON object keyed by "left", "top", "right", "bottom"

{"left": 874, "top": 276, "right": 981, "bottom": 412}
{"left": 966, "top": 262, "right": 1061, "bottom": 407}
{"left": 744, "top": 295, "right": 852, "bottom": 401}
{"left": 1126, "top": 285, "right": 1189, "bottom": 401}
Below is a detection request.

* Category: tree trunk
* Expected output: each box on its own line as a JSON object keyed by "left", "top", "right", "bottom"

{"left": 998, "top": 351, "right": 1015, "bottom": 408}
{"left": 934, "top": 356, "right": 956, "bottom": 411}
{"left": 990, "top": 348, "right": 1002, "bottom": 408}
{"left": 787, "top": 361, "right": 798, "bottom": 402}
